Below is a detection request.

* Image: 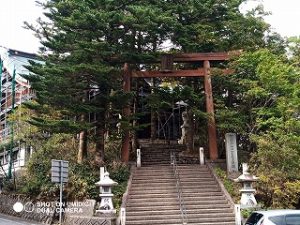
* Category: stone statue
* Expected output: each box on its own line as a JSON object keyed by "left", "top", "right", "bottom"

{"left": 178, "top": 110, "right": 194, "bottom": 152}
{"left": 178, "top": 111, "right": 188, "bottom": 144}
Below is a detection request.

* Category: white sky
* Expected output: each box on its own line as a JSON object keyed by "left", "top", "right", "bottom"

{"left": 0, "top": 0, "right": 299, "bottom": 53}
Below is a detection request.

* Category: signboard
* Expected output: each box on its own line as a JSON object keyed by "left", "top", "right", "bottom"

{"left": 225, "top": 133, "right": 238, "bottom": 173}
{"left": 51, "top": 160, "right": 69, "bottom": 183}
{"left": 51, "top": 159, "right": 69, "bottom": 224}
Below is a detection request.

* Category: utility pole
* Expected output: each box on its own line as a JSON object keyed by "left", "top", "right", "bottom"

{"left": 8, "top": 68, "right": 16, "bottom": 179}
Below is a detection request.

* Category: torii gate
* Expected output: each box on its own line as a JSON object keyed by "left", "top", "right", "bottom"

{"left": 121, "top": 52, "right": 236, "bottom": 163}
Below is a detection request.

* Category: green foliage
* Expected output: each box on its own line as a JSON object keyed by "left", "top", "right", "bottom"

{"left": 107, "top": 161, "right": 130, "bottom": 184}
{"left": 16, "top": 133, "right": 130, "bottom": 202}
{"left": 213, "top": 167, "right": 241, "bottom": 203}
{"left": 241, "top": 208, "right": 255, "bottom": 219}
{"left": 227, "top": 49, "right": 300, "bottom": 208}
{"left": 107, "top": 161, "right": 130, "bottom": 211}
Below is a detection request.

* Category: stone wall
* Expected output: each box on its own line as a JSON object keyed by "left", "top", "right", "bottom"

{"left": 63, "top": 199, "right": 114, "bottom": 225}
{"left": 0, "top": 194, "right": 54, "bottom": 224}
{"left": 64, "top": 216, "right": 112, "bottom": 225}
{"left": 0, "top": 195, "right": 115, "bottom": 225}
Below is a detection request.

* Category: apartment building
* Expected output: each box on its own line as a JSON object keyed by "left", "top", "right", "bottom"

{"left": 0, "top": 47, "right": 38, "bottom": 178}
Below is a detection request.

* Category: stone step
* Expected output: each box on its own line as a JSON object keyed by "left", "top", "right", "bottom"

{"left": 135, "top": 171, "right": 212, "bottom": 176}
{"left": 126, "top": 207, "right": 233, "bottom": 216}
{"left": 129, "top": 190, "right": 223, "bottom": 196}
{"left": 126, "top": 199, "right": 229, "bottom": 207}
{"left": 142, "top": 162, "right": 171, "bottom": 165}
{"left": 126, "top": 212, "right": 235, "bottom": 221}
{"left": 126, "top": 203, "right": 232, "bottom": 212}
{"left": 181, "top": 183, "right": 219, "bottom": 188}
{"left": 133, "top": 174, "right": 213, "bottom": 180}
{"left": 126, "top": 216, "right": 235, "bottom": 224}
{"left": 184, "top": 223, "right": 235, "bottom": 225}
{"left": 140, "top": 145, "right": 185, "bottom": 149}
{"left": 186, "top": 216, "right": 236, "bottom": 223}
{"left": 129, "top": 185, "right": 220, "bottom": 192}
{"left": 127, "top": 195, "right": 227, "bottom": 204}
{"left": 177, "top": 167, "right": 210, "bottom": 172}
{"left": 129, "top": 189, "right": 224, "bottom": 196}
{"left": 132, "top": 177, "right": 216, "bottom": 186}
{"left": 129, "top": 189, "right": 225, "bottom": 196}
{"left": 126, "top": 205, "right": 181, "bottom": 211}
{"left": 135, "top": 166, "right": 172, "bottom": 170}
{"left": 126, "top": 200, "right": 179, "bottom": 207}
{"left": 184, "top": 199, "right": 229, "bottom": 206}
{"left": 132, "top": 174, "right": 174, "bottom": 178}
{"left": 126, "top": 223, "right": 235, "bottom": 225}
{"left": 132, "top": 177, "right": 175, "bottom": 182}
{"left": 142, "top": 153, "right": 172, "bottom": 157}
{"left": 127, "top": 214, "right": 182, "bottom": 221}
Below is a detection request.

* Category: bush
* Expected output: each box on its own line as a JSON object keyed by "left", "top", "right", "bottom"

{"left": 214, "top": 167, "right": 241, "bottom": 203}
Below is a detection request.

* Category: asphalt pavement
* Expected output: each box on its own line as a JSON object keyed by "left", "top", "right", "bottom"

{"left": 0, "top": 213, "right": 42, "bottom": 225}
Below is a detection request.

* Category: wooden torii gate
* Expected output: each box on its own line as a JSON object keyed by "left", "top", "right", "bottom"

{"left": 121, "top": 52, "right": 235, "bottom": 163}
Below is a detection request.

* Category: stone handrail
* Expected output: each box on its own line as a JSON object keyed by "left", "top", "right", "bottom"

{"left": 116, "top": 165, "right": 135, "bottom": 225}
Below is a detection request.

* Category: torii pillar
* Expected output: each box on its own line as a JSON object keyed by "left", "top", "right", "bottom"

{"left": 204, "top": 60, "right": 218, "bottom": 160}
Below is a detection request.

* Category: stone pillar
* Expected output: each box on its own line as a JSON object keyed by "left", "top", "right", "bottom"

{"left": 203, "top": 60, "right": 218, "bottom": 160}
{"left": 136, "top": 149, "right": 141, "bottom": 167}
{"left": 199, "top": 147, "right": 205, "bottom": 165}
{"left": 225, "top": 133, "right": 238, "bottom": 173}
{"left": 235, "top": 204, "right": 242, "bottom": 225}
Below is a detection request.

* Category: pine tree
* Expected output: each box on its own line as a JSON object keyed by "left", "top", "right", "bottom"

{"left": 25, "top": 0, "right": 270, "bottom": 163}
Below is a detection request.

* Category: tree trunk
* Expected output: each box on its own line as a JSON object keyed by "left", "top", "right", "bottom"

{"left": 77, "top": 91, "right": 88, "bottom": 164}
{"left": 77, "top": 129, "right": 88, "bottom": 164}
{"left": 132, "top": 91, "right": 138, "bottom": 153}
{"left": 95, "top": 124, "right": 105, "bottom": 165}
{"left": 150, "top": 78, "right": 156, "bottom": 141}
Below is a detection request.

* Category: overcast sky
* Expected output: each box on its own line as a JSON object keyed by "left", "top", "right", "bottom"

{"left": 0, "top": 0, "right": 299, "bottom": 53}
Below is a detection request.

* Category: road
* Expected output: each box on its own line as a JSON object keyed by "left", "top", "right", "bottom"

{"left": 0, "top": 213, "right": 42, "bottom": 225}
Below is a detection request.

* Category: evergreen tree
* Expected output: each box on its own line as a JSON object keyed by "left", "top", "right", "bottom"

{"left": 25, "top": 0, "right": 270, "bottom": 164}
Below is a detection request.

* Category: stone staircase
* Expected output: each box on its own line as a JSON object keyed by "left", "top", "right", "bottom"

{"left": 178, "top": 165, "right": 236, "bottom": 225}
{"left": 126, "top": 165, "right": 182, "bottom": 225}
{"left": 139, "top": 141, "right": 185, "bottom": 165}
{"left": 124, "top": 141, "right": 236, "bottom": 225}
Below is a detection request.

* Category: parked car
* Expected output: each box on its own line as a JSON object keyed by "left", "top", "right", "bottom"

{"left": 245, "top": 209, "right": 300, "bottom": 225}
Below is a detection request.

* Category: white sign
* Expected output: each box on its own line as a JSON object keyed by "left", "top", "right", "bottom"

{"left": 225, "top": 133, "right": 238, "bottom": 173}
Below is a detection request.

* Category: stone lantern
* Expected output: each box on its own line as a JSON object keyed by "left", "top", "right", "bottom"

{"left": 95, "top": 171, "right": 118, "bottom": 214}
{"left": 234, "top": 163, "right": 258, "bottom": 208}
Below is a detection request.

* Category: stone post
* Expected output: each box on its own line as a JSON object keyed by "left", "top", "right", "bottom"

{"left": 235, "top": 204, "right": 241, "bottom": 225}
{"left": 199, "top": 147, "right": 205, "bottom": 165}
{"left": 225, "top": 133, "right": 238, "bottom": 173}
{"left": 136, "top": 149, "right": 141, "bottom": 168}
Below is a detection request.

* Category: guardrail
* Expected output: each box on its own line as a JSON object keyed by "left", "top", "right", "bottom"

{"left": 170, "top": 152, "right": 188, "bottom": 225}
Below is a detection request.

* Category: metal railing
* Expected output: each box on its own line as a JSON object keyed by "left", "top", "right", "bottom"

{"left": 170, "top": 152, "right": 188, "bottom": 225}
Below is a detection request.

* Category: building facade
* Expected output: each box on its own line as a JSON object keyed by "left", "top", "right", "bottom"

{"left": 0, "top": 47, "right": 37, "bottom": 178}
